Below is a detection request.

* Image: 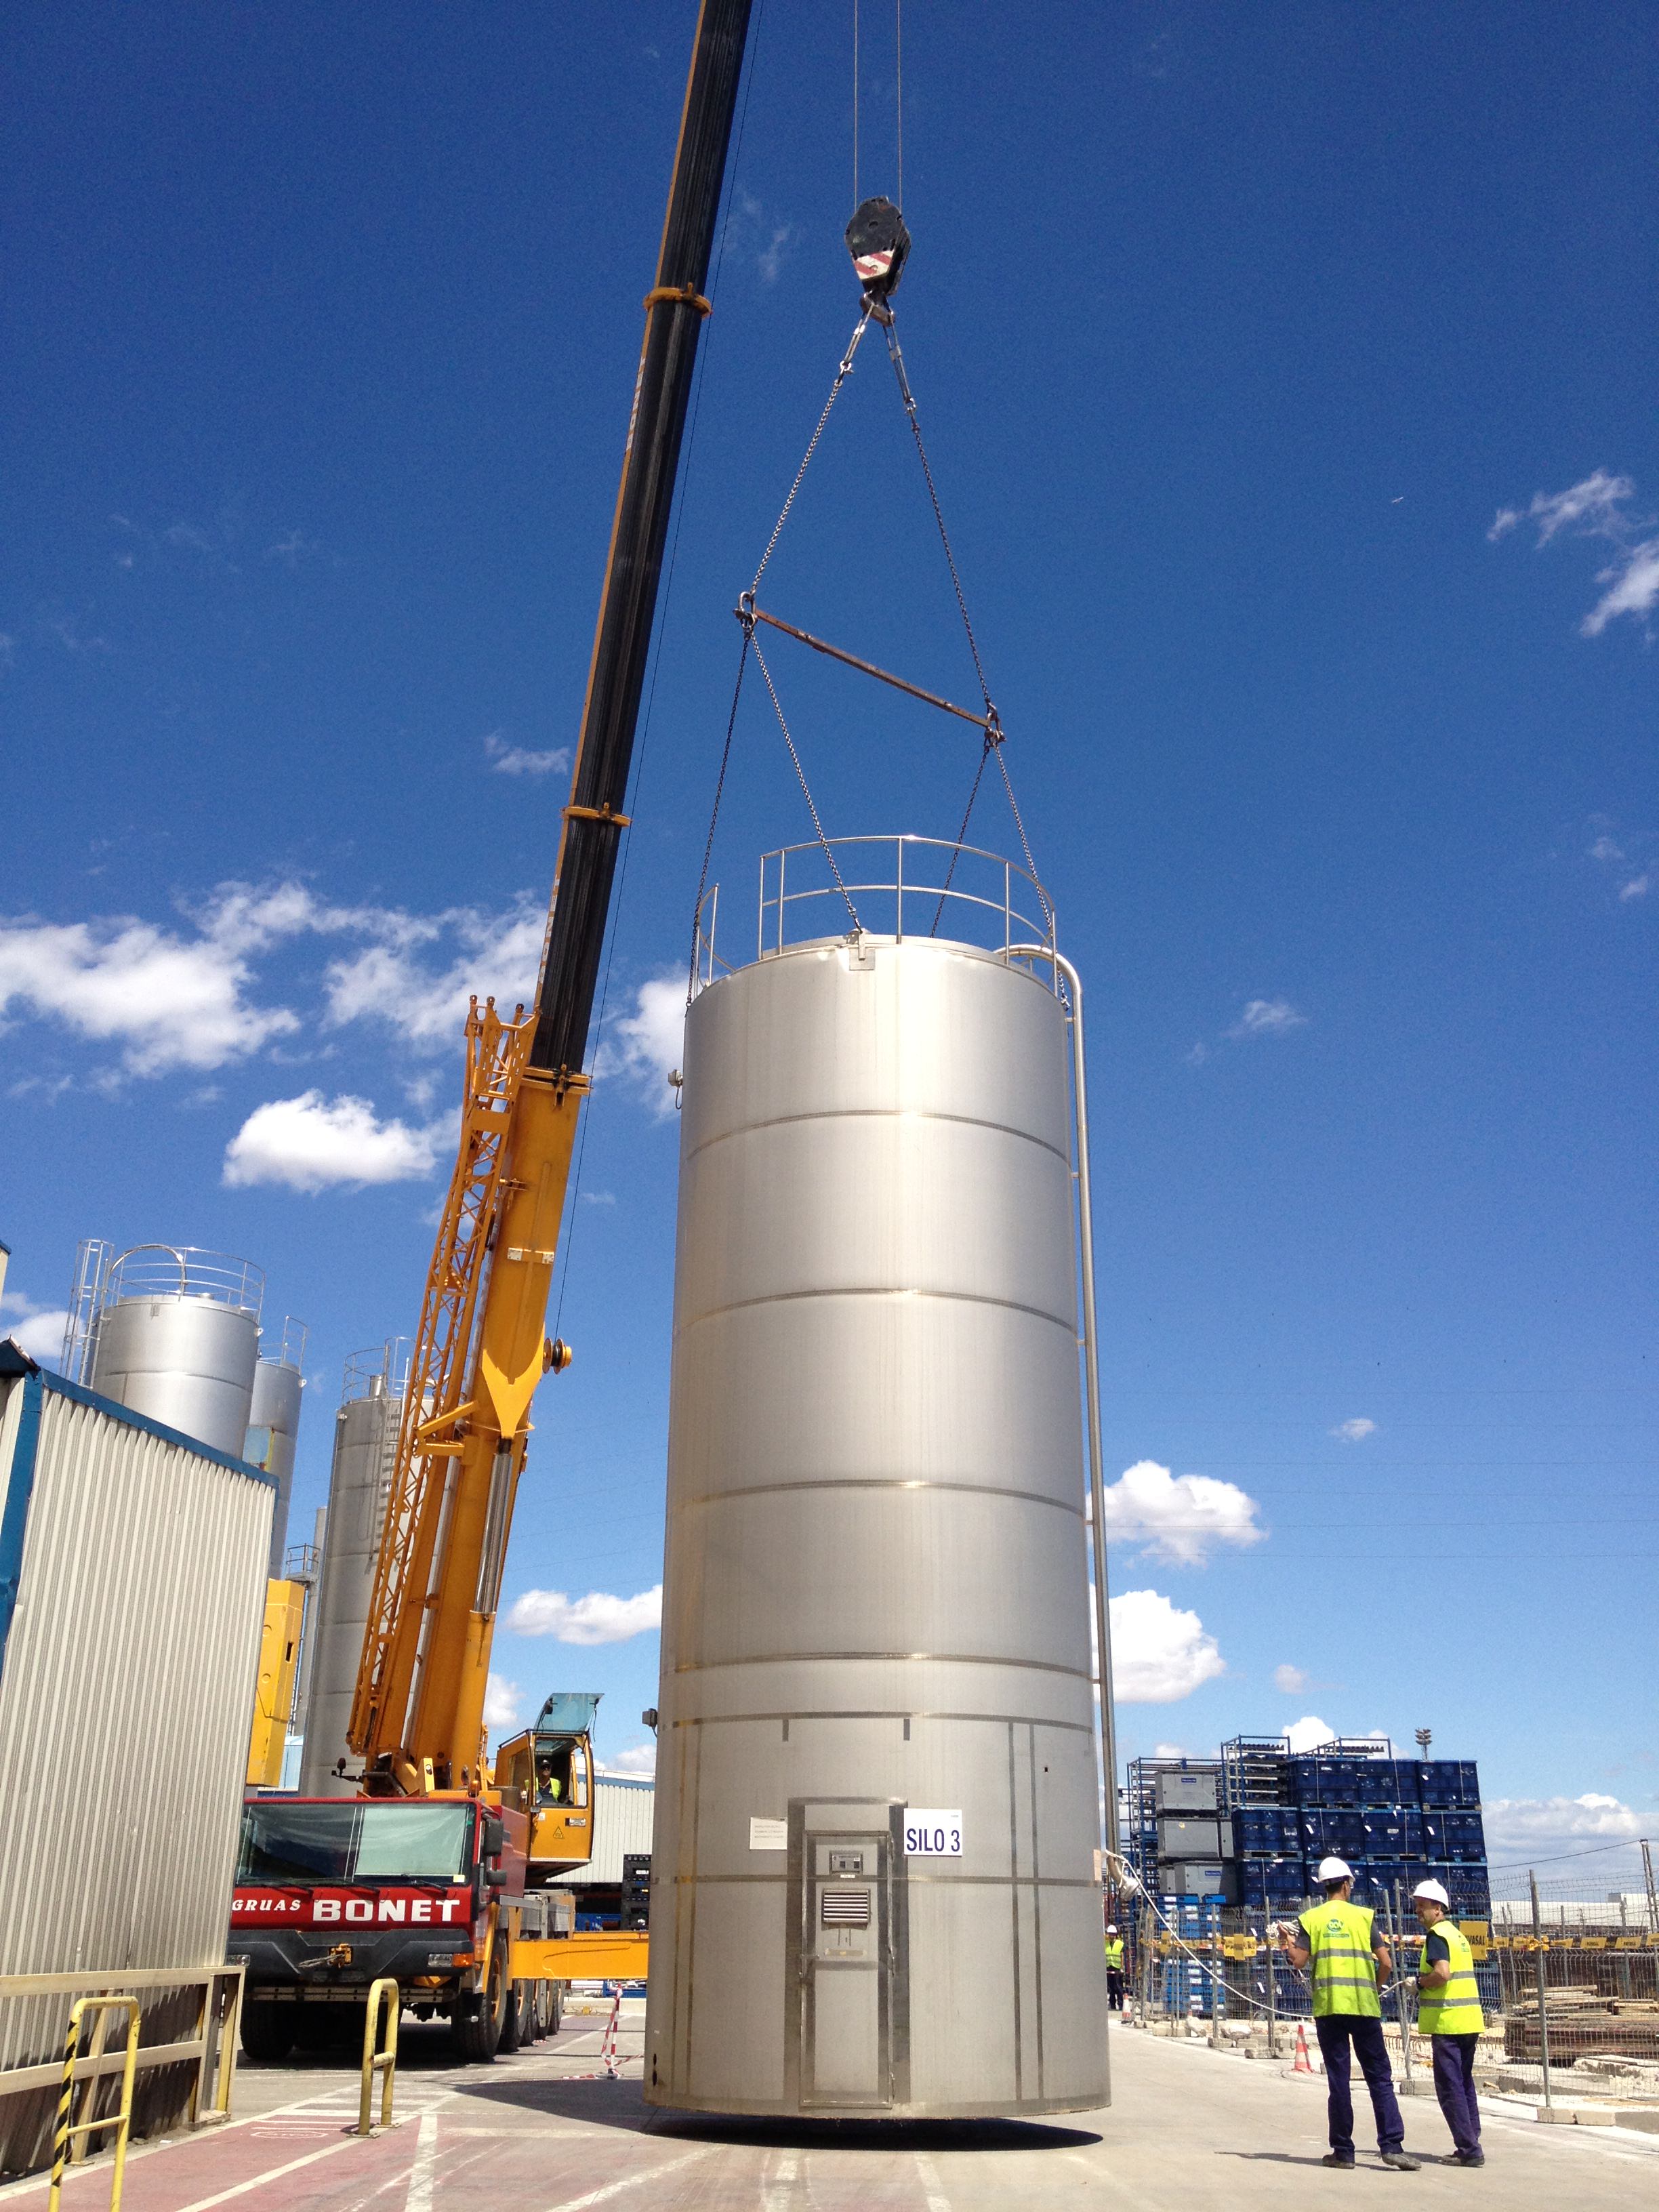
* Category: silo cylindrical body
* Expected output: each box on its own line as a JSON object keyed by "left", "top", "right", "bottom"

{"left": 89, "top": 1258, "right": 261, "bottom": 1460}
{"left": 298, "top": 1368, "right": 403, "bottom": 1796}
{"left": 645, "top": 933, "right": 1107, "bottom": 2119}
{"left": 247, "top": 1353, "right": 304, "bottom": 1576}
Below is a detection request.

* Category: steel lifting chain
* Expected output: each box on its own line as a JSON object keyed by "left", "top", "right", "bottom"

{"left": 751, "top": 312, "right": 875, "bottom": 596}
{"left": 882, "top": 310, "right": 1053, "bottom": 928}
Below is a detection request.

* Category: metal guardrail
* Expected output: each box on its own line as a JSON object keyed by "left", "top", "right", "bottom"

{"left": 692, "top": 835, "right": 1058, "bottom": 992}
{"left": 100, "top": 1245, "right": 265, "bottom": 1317}
{"left": 357, "top": 1979, "right": 399, "bottom": 2135}
{"left": 47, "top": 1998, "right": 138, "bottom": 2212}
{"left": 0, "top": 1965, "right": 243, "bottom": 2137}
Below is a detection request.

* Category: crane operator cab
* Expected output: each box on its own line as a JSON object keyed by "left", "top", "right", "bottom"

{"left": 491, "top": 1692, "right": 600, "bottom": 1885}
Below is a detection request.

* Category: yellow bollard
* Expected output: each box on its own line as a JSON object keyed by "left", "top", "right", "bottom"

{"left": 358, "top": 1980, "right": 400, "bottom": 2135}
{"left": 47, "top": 1995, "right": 140, "bottom": 2212}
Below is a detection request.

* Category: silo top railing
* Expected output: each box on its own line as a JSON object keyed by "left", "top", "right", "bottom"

{"left": 100, "top": 1245, "right": 265, "bottom": 1317}
{"left": 692, "top": 836, "right": 1058, "bottom": 993}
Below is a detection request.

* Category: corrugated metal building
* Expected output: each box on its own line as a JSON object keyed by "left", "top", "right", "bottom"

{"left": 0, "top": 1344, "right": 274, "bottom": 2169}
{"left": 552, "top": 1776, "right": 655, "bottom": 1887}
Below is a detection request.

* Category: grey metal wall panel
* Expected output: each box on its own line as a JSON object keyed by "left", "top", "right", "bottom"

{"left": 645, "top": 937, "right": 1108, "bottom": 2119}
{"left": 0, "top": 1370, "right": 271, "bottom": 2080}
{"left": 551, "top": 1778, "right": 656, "bottom": 1885}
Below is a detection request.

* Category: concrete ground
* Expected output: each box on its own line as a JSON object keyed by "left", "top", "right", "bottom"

{"left": 3, "top": 2007, "right": 1654, "bottom": 2211}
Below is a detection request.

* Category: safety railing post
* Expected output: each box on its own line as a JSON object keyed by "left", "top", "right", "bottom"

{"left": 1530, "top": 1870, "right": 1553, "bottom": 2112}
{"left": 358, "top": 1978, "right": 401, "bottom": 2135}
{"left": 895, "top": 834, "right": 904, "bottom": 941}
{"left": 48, "top": 1996, "right": 140, "bottom": 2212}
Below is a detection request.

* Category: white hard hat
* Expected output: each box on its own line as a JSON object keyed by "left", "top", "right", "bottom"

{"left": 1316, "top": 1856, "right": 1353, "bottom": 1883}
{"left": 1106, "top": 1923, "right": 1118, "bottom": 1933}
{"left": 1412, "top": 1878, "right": 1450, "bottom": 1908}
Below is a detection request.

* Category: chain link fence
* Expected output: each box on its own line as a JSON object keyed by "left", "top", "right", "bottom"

{"left": 1112, "top": 1854, "right": 1659, "bottom": 2108}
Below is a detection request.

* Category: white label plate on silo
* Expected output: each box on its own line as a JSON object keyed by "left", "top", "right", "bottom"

{"left": 750, "top": 1817, "right": 788, "bottom": 1851}
{"left": 904, "top": 1809, "right": 964, "bottom": 1856}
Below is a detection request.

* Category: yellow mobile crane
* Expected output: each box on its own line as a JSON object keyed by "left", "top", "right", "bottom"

{"left": 230, "top": 0, "right": 754, "bottom": 2057}
{"left": 348, "top": 0, "right": 750, "bottom": 1801}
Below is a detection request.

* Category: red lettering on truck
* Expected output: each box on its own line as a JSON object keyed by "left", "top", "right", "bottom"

{"left": 231, "top": 1886, "right": 472, "bottom": 1927}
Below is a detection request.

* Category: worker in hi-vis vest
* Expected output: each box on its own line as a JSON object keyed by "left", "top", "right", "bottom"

{"left": 1103, "top": 1923, "right": 1126, "bottom": 2011}
{"left": 1412, "top": 1878, "right": 1486, "bottom": 2166}
{"left": 1278, "top": 1856, "right": 1419, "bottom": 2170}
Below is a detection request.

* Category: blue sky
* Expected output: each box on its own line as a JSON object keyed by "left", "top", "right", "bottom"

{"left": 2, "top": 4, "right": 1654, "bottom": 1883}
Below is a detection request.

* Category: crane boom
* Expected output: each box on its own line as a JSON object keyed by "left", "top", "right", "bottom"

{"left": 348, "top": 0, "right": 754, "bottom": 1795}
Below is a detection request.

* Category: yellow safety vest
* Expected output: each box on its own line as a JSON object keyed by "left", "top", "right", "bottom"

{"left": 1103, "top": 1938, "right": 1124, "bottom": 1968}
{"left": 1417, "top": 1919, "right": 1483, "bottom": 2036}
{"left": 1298, "top": 1898, "right": 1382, "bottom": 2019}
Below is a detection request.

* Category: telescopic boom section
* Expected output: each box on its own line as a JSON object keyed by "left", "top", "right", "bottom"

{"left": 348, "top": 0, "right": 754, "bottom": 1797}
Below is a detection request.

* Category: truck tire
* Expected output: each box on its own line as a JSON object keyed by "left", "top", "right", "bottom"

{"left": 498, "top": 1982, "right": 524, "bottom": 2054}
{"left": 450, "top": 1944, "right": 508, "bottom": 2063}
{"left": 240, "top": 2000, "right": 295, "bottom": 2062}
{"left": 548, "top": 1981, "right": 563, "bottom": 2033}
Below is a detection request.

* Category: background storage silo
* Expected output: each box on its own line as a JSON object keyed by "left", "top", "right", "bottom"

{"left": 245, "top": 1319, "right": 307, "bottom": 1576}
{"left": 645, "top": 872, "right": 1107, "bottom": 2119}
{"left": 86, "top": 1245, "right": 262, "bottom": 1460}
{"left": 298, "top": 1345, "right": 407, "bottom": 1797}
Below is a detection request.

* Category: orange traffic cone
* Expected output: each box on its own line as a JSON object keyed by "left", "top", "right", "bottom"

{"left": 1294, "top": 2022, "right": 1313, "bottom": 2074}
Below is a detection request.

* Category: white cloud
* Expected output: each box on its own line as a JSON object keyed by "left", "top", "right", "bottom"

{"left": 1284, "top": 1714, "right": 1337, "bottom": 1753}
{"left": 1109, "top": 1589, "right": 1225, "bottom": 1703}
{"left": 483, "top": 1673, "right": 523, "bottom": 1731}
{"left": 1488, "top": 469, "right": 1634, "bottom": 547}
{"left": 322, "top": 900, "right": 545, "bottom": 1051}
{"left": 600, "top": 1742, "right": 658, "bottom": 1780}
{"left": 1274, "top": 1664, "right": 1309, "bottom": 1695}
{"left": 1482, "top": 1793, "right": 1641, "bottom": 1865}
{"left": 1585, "top": 543, "right": 1659, "bottom": 635}
{"left": 1620, "top": 874, "right": 1650, "bottom": 901}
{"left": 1489, "top": 470, "right": 1659, "bottom": 636}
{"left": 223, "top": 1091, "right": 445, "bottom": 1192}
{"left": 483, "top": 731, "right": 571, "bottom": 778}
{"left": 595, "top": 974, "right": 684, "bottom": 1115}
{"left": 1330, "top": 1417, "right": 1376, "bottom": 1443}
{"left": 1229, "top": 997, "right": 1306, "bottom": 1039}
{"left": 1102, "top": 1459, "right": 1265, "bottom": 1568}
{"left": 1152, "top": 1742, "right": 1186, "bottom": 1760}
{"left": 0, "top": 1292, "right": 70, "bottom": 1368}
{"left": 1589, "top": 834, "right": 1626, "bottom": 863}
{"left": 0, "top": 914, "right": 298, "bottom": 1075}
{"left": 505, "top": 1584, "right": 663, "bottom": 1645}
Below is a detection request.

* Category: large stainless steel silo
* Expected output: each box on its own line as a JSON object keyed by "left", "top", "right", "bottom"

{"left": 246, "top": 1322, "right": 306, "bottom": 1576}
{"left": 645, "top": 842, "right": 1109, "bottom": 2118}
{"left": 87, "top": 1246, "right": 262, "bottom": 1460}
{"left": 298, "top": 1347, "right": 406, "bottom": 1797}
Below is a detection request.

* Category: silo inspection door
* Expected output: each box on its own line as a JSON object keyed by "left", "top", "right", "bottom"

{"left": 798, "top": 1828, "right": 893, "bottom": 2108}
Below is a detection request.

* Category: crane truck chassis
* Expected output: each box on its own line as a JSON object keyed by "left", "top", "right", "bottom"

{"left": 230, "top": 1795, "right": 647, "bottom": 2061}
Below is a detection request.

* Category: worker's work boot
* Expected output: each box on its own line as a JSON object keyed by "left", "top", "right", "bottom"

{"left": 1378, "top": 2150, "right": 1421, "bottom": 2171}
{"left": 1451, "top": 2152, "right": 1485, "bottom": 2168}
{"left": 1322, "top": 2153, "right": 1356, "bottom": 2168}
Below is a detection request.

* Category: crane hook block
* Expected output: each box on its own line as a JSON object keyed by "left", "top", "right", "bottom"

{"left": 544, "top": 1336, "right": 573, "bottom": 1374}
{"left": 845, "top": 196, "right": 910, "bottom": 302}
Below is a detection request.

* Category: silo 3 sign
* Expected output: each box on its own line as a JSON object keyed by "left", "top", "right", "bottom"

{"left": 903, "top": 1809, "right": 963, "bottom": 1857}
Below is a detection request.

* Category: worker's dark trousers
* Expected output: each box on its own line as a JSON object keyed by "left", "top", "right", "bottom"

{"left": 1431, "top": 2034, "right": 1481, "bottom": 2156}
{"left": 1107, "top": 1970, "right": 1125, "bottom": 2009}
{"left": 1315, "top": 2016, "right": 1405, "bottom": 2155}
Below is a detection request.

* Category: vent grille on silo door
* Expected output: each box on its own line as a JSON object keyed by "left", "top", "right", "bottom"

{"left": 821, "top": 1887, "right": 872, "bottom": 1927}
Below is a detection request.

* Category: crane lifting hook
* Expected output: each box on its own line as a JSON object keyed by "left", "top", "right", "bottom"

{"left": 845, "top": 195, "right": 910, "bottom": 318}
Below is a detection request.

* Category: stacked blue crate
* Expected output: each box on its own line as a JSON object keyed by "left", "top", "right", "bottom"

{"left": 1158, "top": 1893, "right": 1222, "bottom": 2016}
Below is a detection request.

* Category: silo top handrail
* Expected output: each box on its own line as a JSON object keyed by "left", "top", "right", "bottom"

{"left": 752, "top": 834, "right": 1057, "bottom": 975}
{"left": 101, "top": 1245, "right": 265, "bottom": 1318}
